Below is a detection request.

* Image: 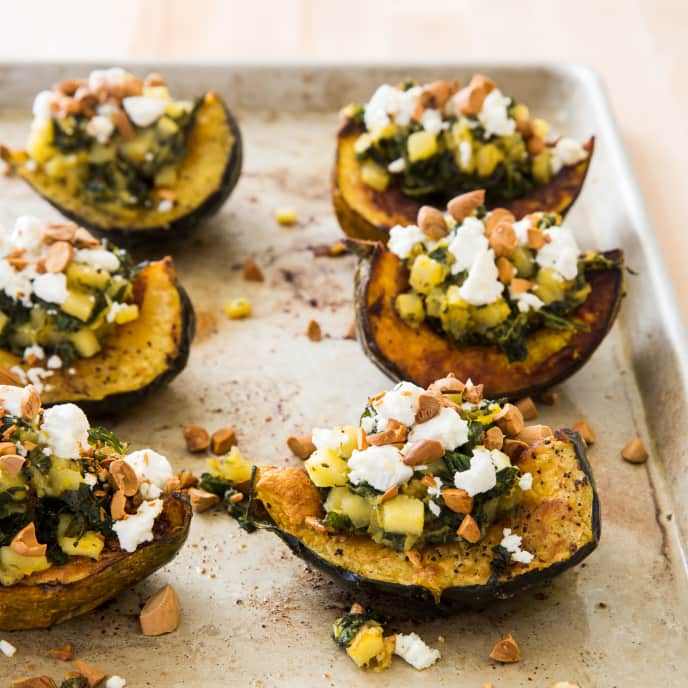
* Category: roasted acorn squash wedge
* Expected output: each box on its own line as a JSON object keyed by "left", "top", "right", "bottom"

{"left": 0, "top": 493, "right": 190, "bottom": 631}
{"left": 246, "top": 430, "right": 598, "bottom": 607}
{"left": 353, "top": 242, "right": 624, "bottom": 399}
{"left": 2, "top": 94, "right": 242, "bottom": 242}
{"left": 0, "top": 258, "right": 194, "bottom": 415}
{"left": 333, "top": 117, "right": 594, "bottom": 242}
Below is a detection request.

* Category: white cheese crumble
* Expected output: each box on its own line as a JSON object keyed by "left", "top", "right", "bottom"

{"left": 0, "top": 385, "right": 36, "bottom": 419}
{"left": 75, "top": 248, "right": 120, "bottom": 272}
{"left": 373, "top": 381, "right": 424, "bottom": 427}
{"left": 158, "top": 199, "right": 174, "bottom": 213}
{"left": 124, "top": 448, "right": 173, "bottom": 499}
{"left": 453, "top": 448, "right": 497, "bottom": 496}
{"left": 122, "top": 96, "right": 168, "bottom": 127}
{"left": 105, "top": 677, "right": 127, "bottom": 688}
{"left": 11, "top": 216, "right": 44, "bottom": 254}
{"left": 112, "top": 498, "right": 164, "bottom": 552}
{"left": 459, "top": 140, "right": 472, "bottom": 169}
{"left": 394, "top": 633, "right": 441, "bottom": 670}
{"left": 364, "top": 84, "right": 421, "bottom": 131}
{"left": 360, "top": 415, "right": 376, "bottom": 434}
{"left": 549, "top": 137, "right": 588, "bottom": 175}
{"left": 0, "top": 639, "right": 17, "bottom": 657}
{"left": 23, "top": 345, "right": 45, "bottom": 361}
{"left": 387, "top": 157, "right": 405, "bottom": 173}
{"left": 420, "top": 108, "right": 446, "bottom": 135}
{"left": 40, "top": 403, "right": 90, "bottom": 457}
{"left": 511, "top": 217, "right": 531, "bottom": 245}
{"left": 409, "top": 407, "right": 469, "bottom": 450}
{"left": 89, "top": 67, "right": 128, "bottom": 92}
{"left": 428, "top": 500, "right": 441, "bottom": 517}
{"left": 347, "top": 445, "right": 413, "bottom": 493}
{"left": 26, "top": 367, "right": 54, "bottom": 394}
{"left": 500, "top": 527, "right": 534, "bottom": 564}
{"left": 459, "top": 249, "right": 504, "bottom": 306}
{"left": 447, "top": 216, "right": 489, "bottom": 274}
{"left": 106, "top": 301, "right": 128, "bottom": 323}
{"left": 512, "top": 291, "right": 544, "bottom": 313}
{"left": 0, "top": 259, "right": 33, "bottom": 306}
{"left": 388, "top": 224, "right": 427, "bottom": 260}
{"left": 33, "top": 272, "right": 68, "bottom": 304}
{"left": 86, "top": 115, "right": 115, "bottom": 143}
{"left": 478, "top": 89, "right": 516, "bottom": 138}
{"left": 312, "top": 427, "right": 353, "bottom": 454}
{"left": 538, "top": 225, "right": 580, "bottom": 280}
{"left": 518, "top": 472, "right": 533, "bottom": 491}
{"left": 32, "top": 90, "right": 56, "bottom": 119}
{"left": 46, "top": 354, "right": 63, "bottom": 370}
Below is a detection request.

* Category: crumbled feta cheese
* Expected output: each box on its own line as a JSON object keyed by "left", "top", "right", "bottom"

{"left": 40, "top": 403, "right": 90, "bottom": 457}
{"left": 105, "top": 677, "right": 127, "bottom": 688}
{"left": 106, "top": 302, "right": 128, "bottom": 323}
{"left": 373, "top": 381, "right": 424, "bottom": 427}
{"left": 113, "top": 498, "right": 164, "bottom": 552}
{"left": 512, "top": 549, "right": 534, "bottom": 564}
{"left": 500, "top": 527, "right": 534, "bottom": 564}
{"left": 409, "top": 407, "right": 469, "bottom": 450}
{"left": 9, "top": 367, "right": 27, "bottom": 385}
{"left": 459, "top": 249, "right": 504, "bottom": 306}
{"left": 420, "top": 108, "right": 446, "bottom": 135}
{"left": 0, "top": 259, "right": 33, "bottom": 306}
{"left": 26, "top": 367, "right": 54, "bottom": 393}
{"left": 537, "top": 225, "right": 580, "bottom": 280}
{"left": 387, "top": 157, "right": 405, "bottom": 173}
{"left": 453, "top": 447, "right": 497, "bottom": 496}
{"left": 348, "top": 445, "right": 413, "bottom": 493}
{"left": 83, "top": 472, "right": 97, "bottom": 488}
{"left": 32, "top": 90, "right": 56, "bottom": 119}
{"left": 388, "top": 224, "right": 427, "bottom": 260}
{"left": 364, "top": 84, "right": 422, "bottom": 131}
{"left": 394, "top": 633, "right": 441, "bottom": 670}
{"left": 447, "top": 217, "right": 489, "bottom": 274}
{"left": 124, "top": 449, "right": 173, "bottom": 499}
{"left": 46, "top": 355, "right": 63, "bottom": 370}
{"left": 312, "top": 427, "right": 353, "bottom": 454}
{"left": 23, "top": 345, "right": 45, "bottom": 361}
{"left": 424, "top": 475, "right": 442, "bottom": 497}
{"left": 519, "top": 472, "right": 533, "bottom": 491}
{"left": 86, "top": 114, "right": 115, "bottom": 143}
{"left": 75, "top": 248, "right": 119, "bottom": 272}
{"left": 459, "top": 140, "right": 472, "bottom": 169}
{"left": 0, "top": 639, "right": 16, "bottom": 657}
{"left": 428, "top": 500, "right": 441, "bottom": 517}
{"left": 89, "top": 67, "right": 128, "bottom": 92}
{"left": 550, "top": 137, "right": 588, "bottom": 175}
{"left": 361, "top": 415, "right": 376, "bottom": 434}
{"left": 11, "top": 216, "right": 44, "bottom": 254}
{"left": 158, "top": 199, "right": 174, "bottom": 213}
{"left": 478, "top": 89, "right": 516, "bottom": 138}
{"left": 0, "top": 385, "right": 36, "bottom": 419}
{"left": 122, "top": 96, "right": 168, "bottom": 127}
{"left": 33, "top": 272, "right": 68, "bottom": 304}
{"left": 513, "top": 291, "right": 544, "bottom": 313}
{"left": 512, "top": 217, "right": 531, "bottom": 245}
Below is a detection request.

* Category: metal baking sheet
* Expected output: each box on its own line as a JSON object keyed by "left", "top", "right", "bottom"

{"left": 0, "top": 62, "right": 687, "bottom": 688}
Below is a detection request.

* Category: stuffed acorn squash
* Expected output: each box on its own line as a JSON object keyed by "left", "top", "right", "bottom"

{"left": 353, "top": 191, "right": 624, "bottom": 399}
{"left": 1, "top": 67, "right": 242, "bottom": 241}
{"left": 0, "top": 216, "right": 194, "bottom": 414}
{"left": 333, "top": 74, "right": 593, "bottom": 241}
{"left": 0, "top": 384, "right": 191, "bottom": 630}
{"left": 204, "top": 377, "right": 600, "bottom": 607}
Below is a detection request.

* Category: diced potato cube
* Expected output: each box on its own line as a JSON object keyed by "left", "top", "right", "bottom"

{"left": 143, "top": 85, "right": 170, "bottom": 100}
{"left": 532, "top": 118, "right": 550, "bottom": 139}
{"left": 154, "top": 165, "right": 178, "bottom": 188}
{"left": 511, "top": 247, "right": 536, "bottom": 278}
{"left": 395, "top": 292, "right": 425, "bottom": 327}
{"left": 471, "top": 299, "right": 511, "bottom": 329}
{"left": 511, "top": 104, "right": 530, "bottom": 120}
{"left": 360, "top": 160, "right": 390, "bottom": 191}
{"left": 324, "top": 486, "right": 372, "bottom": 528}
{"left": 379, "top": 495, "right": 424, "bottom": 535}
{"left": 334, "top": 426, "right": 359, "bottom": 459}
{"left": 369, "top": 122, "right": 399, "bottom": 142}
{"left": 0, "top": 311, "right": 8, "bottom": 335}
{"left": 0, "top": 546, "right": 51, "bottom": 586}
{"left": 58, "top": 525, "right": 105, "bottom": 560}
{"left": 207, "top": 446, "right": 253, "bottom": 483}
{"left": 476, "top": 143, "right": 504, "bottom": 177}
{"left": 70, "top": 329, "right": 101, "bottom": 358}
{"left": 353, "top": 133, "right": 373, "bottom": 155}
{"left": 27, "top": 118, "right": 55, "bottom": 163}
{"left": 304, "top": 448, "right": 349, "bottom": 487}
{"left": 534, "top": 267, "right": 566, "bottom": 304}
{"left": 156, "top": 116, "right": 179, "bottom": 136}
{"left": 347, "top": 625, "right": 385, "bottom": 667}
{"left": 409, "top": 255, "right": 447, "bottom": 294}
{"left": 532, "top": 151, "right": 551, "bottom": 184}
{"left": 67, "top": 263, "right": 110, "bottom": 290}
{"left": 111, "top": 303, "right": 139, "bottom": 325}
{"left": 223, "top": 298, "right": 251, "bottom": 319}
{"left": 407, "top": 130, "right": 438, "bottom": 162}
{"left": 425, "top": 288, "right": 447, "bottom": 318}
{"left": 62, "top": 290, "right": 96, "bottom": 321}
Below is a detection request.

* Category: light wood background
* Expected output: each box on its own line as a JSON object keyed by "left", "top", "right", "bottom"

{"left": 1, "top": 0, "right": 687, "bottom": 313}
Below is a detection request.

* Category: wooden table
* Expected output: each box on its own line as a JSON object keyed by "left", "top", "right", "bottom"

{"left": 2, "top": 0, "right": 687, "bottom": 313}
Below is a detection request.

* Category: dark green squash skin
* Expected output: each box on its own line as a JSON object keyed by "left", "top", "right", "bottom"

{"left": 251, "top": 430, "right": 599, "bottom": 610}
{"left": 23, "top": 104, "right": 243, "bottom": 246}
{"left": 59, "top": 275, "right": 196, "bottom": 417}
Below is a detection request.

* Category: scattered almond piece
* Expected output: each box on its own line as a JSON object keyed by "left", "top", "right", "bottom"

{"left": 140, "top": 584, "right": 181, "bottom": 636}
{"left": 490, "top": 633, "right": 521, "bottom": 663}
{"left": 484, "top": 426, "right": 504, "bottom": 450}
{"left": 496, "top": 256, "right": 514, "bottom": 284}
{"left": 20, "top": 385, "right": 41, "bottom": 421}
{"left": 516, "top": 424, "right": 553, "bottom": 445}
{"left": 457, "top": 514, "right": 481, "bottom": 543}
{"left": 307, "top": 319, "right": 322, "bottom": 342}
{"left": 406, "top": 549, "right": 422, "bottom": 568}
{"left": 494, "top": 403, "right": 525, "bottom": 437}
{"left": 110, "top": 490, "right": 127, "bottom": 521}
{"left": 274, "top": 208, "right": 297, "bottom": 226}
{"left": 572, "top": 420, "right": 595, "bottom": 445}
{"left": 0, "top": 441, "right": 17, "bottom": 455}
{"left": 463, "top": 382, "right": 484, "bottom": 404}
{"left": 622, "top": 437, "right": 648, "bottom": 464}
{"left": 49, "top": 643, "right": 73, "bottom": 661}
{"left": 515, "top": 396, "right": 538, "bottom": 421}
{"left": 488, "top": 223, "right": 518, "bottom": 257}
{"left": 183, "top": 425, "right": 210, "bottom": 453}
{"left": 108, "top": 460, "right": 139, "bottom": 496}
{"left": 539, "top": 389, "right": 558, "bottom": 405}
{"left": 74, "top": 661, "right": 107, "bottom": 687}
{"left": 287, "top": 434, "right": 316, "bottom": 459}
{"left": 188, "top": 487, "right": 221, "bottom": 513}
{"left": 417, "top": 205, "right": 448, "bottom": 240}
{"left": 415, "top": 393, "right": 441, "bottom": 423}
{"left": 502, "top": 438, "right": 529, "bottom": 461}
{"left": 484, "top": 208, "right": 515, "bottom": 235}
{"left": 510, "top": 277, "right": 533, "bottom": 294}
{"left": 404, "top": 438, "right": 444, "bottom": 466}
{"left": 427, "top": 373, "right": 465, "bottom": 394}
{"left": 10, "top": 523, "right": 46, "bottom": 557}
{"left": 228, "top": 492, "right": 244, "bottom": 504}
{"left": 243, "top": 258, "right": 264, "bottom": 282}
{"left": 441, "top": 488, "right": 473, "bottom": 514}
{"left": 379, "top": 485, "right": 398, "bottom": 504}
{"left": 0, "top": 454, "right": 25, "bottom": 477}
{"left": 73, "top": 227, "right": 100, "bottom": 249}
{"left": 447, "top": 190, "right": 485, "bottom": 222}
{"left": 211, "top": 427, "right": 237, "bottom": 454}
{"left": 44, "top": 241, "right": 73, "bottom": 273}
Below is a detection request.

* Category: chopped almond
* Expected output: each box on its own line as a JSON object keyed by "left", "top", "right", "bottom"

{"left": 110, "top": 490, "right": 127, "bottom": 520}
{"left": 415, "top": 393, "right": 441, "bottom": 423}
{"left": 427, "top": 373, "right": 465, "bottom": 394}
{"left": 510, "top": 277, "right": 534, "bottom": 294}
{"left": 572, "top": 420, "right": 595, "bottom": 445}
{"left": 73, "top": 661, "right": 107, "bottom": 687}
{"left": 165, "top": 476, "right": 182, "bottom": 493}
{"left": 490, "top": 633, "right": 521, "bottom": 663}
{"left": 368, "top": 419, "right": 408, "bottom": 446}
{"left": 44, "top": 241, "right": 73, "bottom": 273}
{"left": 515, "top": 114, "right": 533, "bottom": 138}
{"left": 211, "top": 427, "right": 237, "bottom": 454}
{"left": 496, "top": 256, "right": 514, "bottom": 284}
{"left": 10, "top": 522, "right": 46, "bottom": 557}
{"left": 516, "top": 424, "right": 553, "bottom": 445}
{"left": 243, "top": 257, "right": 264, "bottom": 282}
{"left": 457, "top": 514, "right": 481, "bottom": 543}
{"left": 0, "top": 441, "right": 18, "bottom": 455}
{"left": 447, "top": 190, "right": 485, "bottom": 222}
{"left": 287, "top": 434, "right": 316, "bottom": 459}
{"left": 183, "top": 425, "right": 210, "bottom": 453}
{"left": 307, "top": 319, "right": 322, "bottom": 342}
{"left": 379, "top": 485, "right": 399, "bottom": 504}
{"left": 527, "top": 227, "right": 546, "bottom": 250}
{"left": 176, "top": 470, "right": 198, "bottom": 489}
{"left": 419, "top": 79, "right": 459, "bottom": 110}
{"left": 140, "top": 584, "right": 181, "bottom": 636}
{"left": 494, "top": 403, "right": 525, "bottom": 437}
{"left": 452, "top": 74, "right": 495, "bottom": 116}
{"left": 73, "top": 227, "right": 100, "bottom": 249}
{"left": 405, "top": 549, "right": 422, "bottom": 568}
{"left": 349, "top": 602, "right": 365, "bottom": 615}
{"left": 539, "top": 389, "right": 558, "bottom": 405}
{"left": 404, "top": 439, "right": 444, "bottom": 466}
{"left": 622, "top": 437, "right": 648, "bottom": 464}
{"left": 441, "top": 488, "right": 473, "bottom": 514}
{"left": 188, "top": 487, "right": 221, "bottom": 513}
{"left": 228, "top": 492, "right": 244, "bottom": 504}
{"left": 11, "top": 676, "right": 57, "bottom": 688}
{"left": 484, "top": 208, "right": 516, "bottom": 235}
{"left": 527, "top": 135, "right": 545, "bottom": 156}
{"left": 49, "top": 643, "right": 73, "bottom": 661}
{"left": 515, "top": 396, "right": 538, "bottom": 421}
{"left": 357, "top": 427, "right": 369, "bottom": 451}
{"left": 417, "top": 205, "right": 448, "bottom": 239}
{"left": 463, "top": 382, "right": 483, "bottom": 404}
{"left": 488, "top": 223, "right": 518, "bottom": 257}
{"left": 20, "top": 385, "right": 41, "bottom": 421}
{"left": 484, "top": 426, "right": 504, "bottom": 450}
{"left": 0, "top": 454, "right": 25, "bottom": 477}
{"left": 113, "top": 107, "right": 135, "bottom": 140}
{"left": 305, "top": 515, "right": 328, "bottom": 534}
{"left": 502, "top": 438, "right": 529, "bottom": 461}
{"left": 109, "top": 459, "right": 139, "bottom": 496}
